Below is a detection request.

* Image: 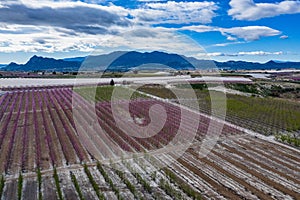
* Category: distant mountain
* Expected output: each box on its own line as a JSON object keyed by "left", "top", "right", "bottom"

{"left": 272, "top": 60, "right": 291, "bottom": 63}
{"left": 4, "top": 55, "right": 81, "bottom": 72}
{"left": 0, "top": 64, "right": 7, "bottom": 69}
{"left": 3, "top": 52, "right": 300, "bottom": 72}
{"left": 107, "top": 51, "right": 194, "bottom": 71}
{"left": 68, "top": 51, "right": 196, "bottom": 71}
{"left": 3, "top": 51, "right": 195, "bottom": 72}
{"left": 215, "top": 60, "right": 300, "bottom": 70}
{"left": 63, "top": 57, "right": 86, "bottom": 62}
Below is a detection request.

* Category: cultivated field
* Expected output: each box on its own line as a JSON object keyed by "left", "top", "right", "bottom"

{"left": 0, "top": 85, "right": 299, "bottom": 199}
{"left": 138, "top": 85, "right": 300, "bottom": 136}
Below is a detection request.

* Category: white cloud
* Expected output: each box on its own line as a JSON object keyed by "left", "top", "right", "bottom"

{"left": 219, "top": 26, "right": 281, "bottom": 41}
{"left": 179, "top": 25, "right": 281, "bottom": 41}
{"left": 0, "top": 0, "right": 284, "bottom": 55}
{"left": 0, "top": 0, "right": 221, "bottom": 54}
{"left": 238, "top": 51, "right": 283, "bottom": 56}
{"left": 0, "top": 25, "right": 99, "bottom": 53}
{"left": 199, "top": 51, "right": 283, "bottom": 57}
{"left": 132, "top": 1, "right": 219, "bottom": 24}
{"left": 0, "top": 1, "right": 131, "bottom": 35}
{"left": 137, "top": 0, "right": 166, "bottom": 2}
{"left": 179, "top": 25, "right": 215, "bottom": 32}
{"left": 228, "top": 0, "right": 300, "bottom": 21}
{"left": 213, "top": 41, "right": 246, "bottom": 47}
{"left": 0, "top": 24, "right": 206, "bottom": 58}
{"left": 226, "top": 36, "right": 237, "bottom": 41}
{"left": 92, "top": 26, "right": 208, "bottom": 58}
{"left": 280, "top": 35, "right": 289, "bottom": 39}
{"left": 197, "top": 52, "right": 228, "bottom": 57}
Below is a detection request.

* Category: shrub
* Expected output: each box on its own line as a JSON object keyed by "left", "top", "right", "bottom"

{"left": 110, "top": 79, "right": 115, "bottom": 86}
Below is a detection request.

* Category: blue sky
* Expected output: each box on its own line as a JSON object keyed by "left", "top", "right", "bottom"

{"left": 0, "top": 0, "right": 299, "bottom": 64}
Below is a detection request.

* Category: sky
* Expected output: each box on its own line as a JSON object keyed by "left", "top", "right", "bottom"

{"left": 0, "top": 0, "right": 299, "bottom": 64}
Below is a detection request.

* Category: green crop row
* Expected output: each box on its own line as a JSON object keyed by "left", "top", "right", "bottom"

{"left": 18, "top": 172, "right": 23, "bottom": 200}
{"left": 83, "top": 164, "right": 105, "bottom": 200}
{"left": 275, "top": 134, "right": 300, "bottom": 147}
{"left": 96, "top": 162, "right": 123, "bottom": 200}
{"left": 53, "top": 168, "right": 64, "bottom": 200}
{"left": 164, "top": 168, "right": 202, "bottom": 200}
{"left": 37, "top": 168, "right": 43, "bottom": 200}
{"left": 0, "top": 175, "right": 5, "bottom": 199}
{"left": 159, "top": 179, "right": 182, "bottom": 199}
{"left": 70, "top": 172, "right": 85, "bottom": 200}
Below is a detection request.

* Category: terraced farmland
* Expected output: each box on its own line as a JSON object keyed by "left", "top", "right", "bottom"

{"left": 0, "top": 86, "right": 299, "bottom": 199}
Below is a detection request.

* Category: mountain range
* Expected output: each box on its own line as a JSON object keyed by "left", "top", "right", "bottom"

{"left": 2, "top": 51, "right": 300, "bottom": 72}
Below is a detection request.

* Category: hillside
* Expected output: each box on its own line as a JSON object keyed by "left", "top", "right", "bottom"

{"left": 3, "top": 51, "right": 300, "bottom": 72}
{"left": 4, "top": 55, "right": 81, "bottom": 72}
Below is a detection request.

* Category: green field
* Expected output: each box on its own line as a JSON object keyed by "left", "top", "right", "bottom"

{"left": 74, "top": 86, "right": 148, "bottom": 102}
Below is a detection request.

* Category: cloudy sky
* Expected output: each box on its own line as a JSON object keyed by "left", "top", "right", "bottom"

{"left": 0, "top": 0, "right": 299, "bottom": 63}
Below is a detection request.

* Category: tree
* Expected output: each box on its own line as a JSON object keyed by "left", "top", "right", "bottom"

{"left": 110, "top": 79, "right": 115, "bottom": 86}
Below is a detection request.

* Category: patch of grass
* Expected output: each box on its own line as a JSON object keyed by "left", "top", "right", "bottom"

{"left": 226, "top": 83, "right": 259, "bottom": 94}
{"left": 177, "top": 83, "right": 208, "bottom": 90}
{"left": 275, "top": 133, "right": 300, "bottom": 147}
{"left": 75, "top": 86, "right": 148, "bottom": 102}
{"left": 138, "top": 86, "right": 177, "bottom": 99}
